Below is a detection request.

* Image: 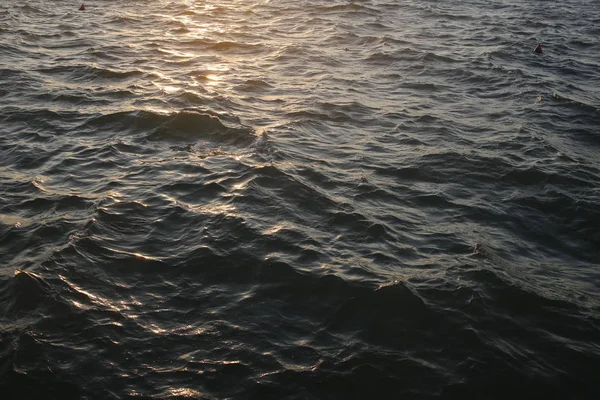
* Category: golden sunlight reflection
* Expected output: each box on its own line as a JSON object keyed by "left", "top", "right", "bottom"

{"left": 150, "top": 70, "right": 182, "bottom": 95}
{"left": 262, "top": 222, "right": 295, "bottom": 236}
{"left": 103, "top": 246, "right": 161, "bottom": 262}
{"left": 230, "top": 178, "right": 253, "bottom": 192}
{"left": 204, "top": 74, "right": 223, "bottom": 87}
{"left": 104, "top": 191, "right": 149, "bottom": 209}
{"left": 198, "top": 202, "right": 238, "bottom": 216}
{"left": 32, "top": 180, "right": 47, "bottom": 192}
{"left": 159, "top": 193, "right": 238, "bottom": 217}
{"left": 162, "top": 85, "right": 180, "bottom": 94}
{"left": 106, "top": 190, "right": 125, "bottom": 199}
{"left": 157, "top": 48, "right": 196, "bottom": 60}
{"left": 167, "top": 388, "right": 203, "bottom": 398}
{"left": 193, "top": 64, "right": 231, "bottom": 89}
{"left": 58, "top": 275, "right": 140, "bottom": 316}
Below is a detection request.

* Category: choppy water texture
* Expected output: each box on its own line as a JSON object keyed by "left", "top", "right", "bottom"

{"left": 1, "top": 0, "right": 600, "bottom": 398}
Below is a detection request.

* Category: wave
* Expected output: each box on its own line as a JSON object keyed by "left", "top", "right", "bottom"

{"left": 82, "top": 110, "right": 255, "bottom": 145}
{"left": 35, "top": 64, "right": 144, "bottom": 81}
{"left": 2, "top": 0, "right": 600, "bottom": 397}
{"left": 550, "top": 92, "right": 600, "bottom": 115}
{"left": 316, "top": 3, "right": 379, "bottom": 15}
{"left": 235, "top": 79, "right": 273, "bottom": 92}
{"left": 422, "top": 51, "right": 462, "bottom": 63}
{"left": 2, "top": 220, "right": 600, "bottom": 399}
{"left": 209, "top": 41, "right": 268, "bottom": 54}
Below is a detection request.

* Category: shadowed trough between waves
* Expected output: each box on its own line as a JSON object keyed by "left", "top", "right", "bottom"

{"left": 1, "top": 0, "right": 600, "bottom": 398}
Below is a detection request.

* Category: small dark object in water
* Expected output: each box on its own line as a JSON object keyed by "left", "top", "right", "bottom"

{"left": 79, "top": 4, "right": 85, "bottom": 11}
{"left": 534, "top": 44, "right": 543, "bottom": 53}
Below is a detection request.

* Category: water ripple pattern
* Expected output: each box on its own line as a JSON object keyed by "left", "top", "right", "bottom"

{"left": 1, "top": 0, "right": 599, "bottom": 398}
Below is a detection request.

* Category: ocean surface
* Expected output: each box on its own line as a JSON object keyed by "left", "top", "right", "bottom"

{"left": 1, "top": 0, "right": 599, "bottom": 398}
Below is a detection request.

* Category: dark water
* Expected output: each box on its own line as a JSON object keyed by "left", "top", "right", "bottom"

{"left": 1, "top": 0, "right": 600, "bottom": 398}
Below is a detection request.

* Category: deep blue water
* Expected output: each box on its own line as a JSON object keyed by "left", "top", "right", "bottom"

{"left": 1, "top": 0, "right": 600, "bottom": 398}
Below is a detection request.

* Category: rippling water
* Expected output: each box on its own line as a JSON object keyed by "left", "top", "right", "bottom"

{"left": 1, "top": 0, "right": 600, "bottom": 398}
